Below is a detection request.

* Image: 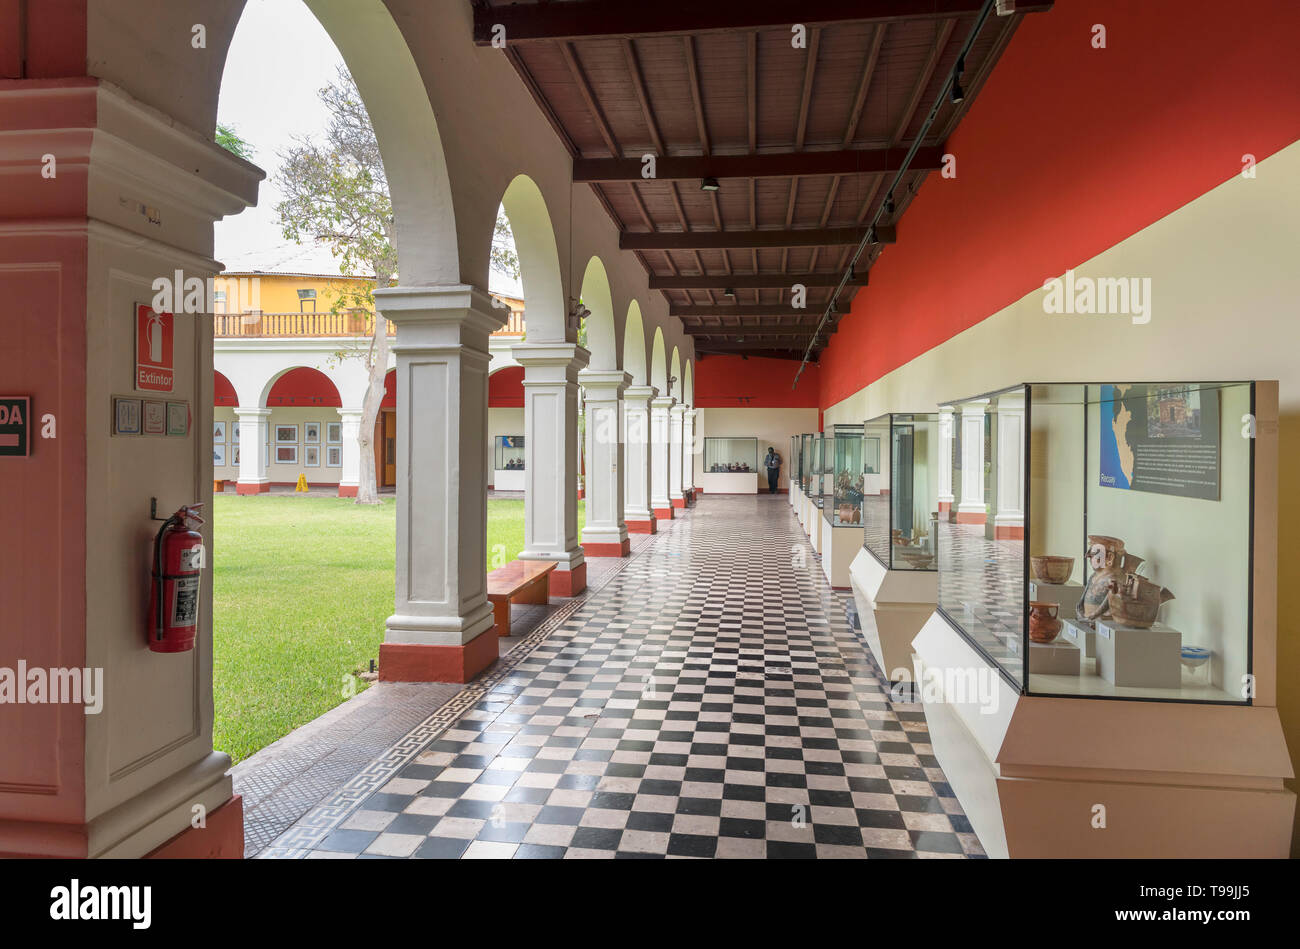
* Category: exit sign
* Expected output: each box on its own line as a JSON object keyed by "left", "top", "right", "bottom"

{"left": 0, "top": 396, "right": 30, "bottom": 457}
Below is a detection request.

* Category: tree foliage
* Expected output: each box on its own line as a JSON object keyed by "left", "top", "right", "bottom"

{"left": 216, "top": 123, "right": 254, "bottom": 160}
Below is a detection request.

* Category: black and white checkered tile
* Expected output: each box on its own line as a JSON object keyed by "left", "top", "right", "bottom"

{"left": 273, "top": 497, "right": 984, "bottom": 859}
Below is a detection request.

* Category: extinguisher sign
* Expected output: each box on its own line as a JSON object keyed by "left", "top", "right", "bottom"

{"left": 0, "top": 396, "right": 30, "bottom": 457}
{"left": 135, "top": 304, "right": 174, "bottom": 393}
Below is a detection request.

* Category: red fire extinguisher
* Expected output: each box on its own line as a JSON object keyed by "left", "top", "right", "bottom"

{"left": 148, "top": 503, "right": 205, "bottom": 653}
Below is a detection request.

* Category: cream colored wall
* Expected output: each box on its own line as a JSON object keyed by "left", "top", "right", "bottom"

{"left": 488, "top": 407, "right": 525, "bottom": 482}
{"left": 694, "top": 407, "right": 820, "bottom": 490}
{"left": 212, "top": 406, "right": 344, "bottom": 483}
{"left": 822, "top": 139, "right": 1300, "bottom": 851}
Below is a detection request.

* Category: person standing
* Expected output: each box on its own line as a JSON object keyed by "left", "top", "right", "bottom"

{"left": 764, "top": 446, "right": 782, "bottom": 495}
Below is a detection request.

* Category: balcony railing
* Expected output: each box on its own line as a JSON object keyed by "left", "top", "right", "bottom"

{"left": 214, "top": 309, "right": 526, "bottom": 338}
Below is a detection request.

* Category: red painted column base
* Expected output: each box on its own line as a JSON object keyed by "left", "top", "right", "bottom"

{"left": 956, "top": 511, "right": 986, "bottom": 525}
{"left": 627, "top": 517, "right": 657, "bottom": 534}
{"left": 236, "top": 482, "right": 270, "bottom": 495}
{"left": 938, "top": 500, "right": 952, "bottom": 513}
{"left": 146, "top": 794, "right": 244, "bottom": 859}
{"left": 583, "top": 539, "right": 631, "bottom": 557}
{"left": 379, "top": 628, "right": 499, "bottom": 683}
{"left": 551, "top": 562, "right": 587, "bottom": 596}
{"left": 671, "top": 497, "right": 687, "bottom": 509}
{"left": 653, "top": 506, "right": 674, "bottom": 520}
{"left": 994, "top": 524, "right": 1025, "bottom": 540}
{"left": 337, "top": 484, "right": 358, "bottom": 498}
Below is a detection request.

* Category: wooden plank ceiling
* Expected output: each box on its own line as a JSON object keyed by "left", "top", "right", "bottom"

{"left": 474, "top": 0, "right": 1053, "bottom": 362}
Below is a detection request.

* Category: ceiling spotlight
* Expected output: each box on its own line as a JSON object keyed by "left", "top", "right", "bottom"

{"left": 724, "top": 287, "right": 736, "bottom": 298}
{"left": 700, "top": 177, "right": 720, "bottom": 192}
{"left": 884, "top": 193, "right": 895, "bottom": 215}
{"left": 848, "top": 266, "right": 856, "bottom": 281}
{"left": 951, "top": 56, "right": 966, "bottom": 104}
{"left": 996, "top": 0, "right": 1016, "bottom": 15}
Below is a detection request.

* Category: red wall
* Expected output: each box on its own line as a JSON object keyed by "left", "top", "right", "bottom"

{"left": 213, "top": 370, "right": 237, "bottom": 407}
{"left": 694, "top": 355, "right": 821, "bottom": 409}
{"left": 489, "top": 365, "right": 524, "bottom": 408}
{"left": 0, "top": 0, "right": 86, "bottom": 79}
{"left": 382, "top": 368, "right": 396, "bottom": 408}
{"left": 266, "top": 367, "right": 341, "bottom": 407}
{"left": 818, "top": 0, "right": 1300, "bottom": 408}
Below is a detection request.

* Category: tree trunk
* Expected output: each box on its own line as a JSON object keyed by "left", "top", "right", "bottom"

{"left": 354, "top": 278, "right": 392, "bottom": 505}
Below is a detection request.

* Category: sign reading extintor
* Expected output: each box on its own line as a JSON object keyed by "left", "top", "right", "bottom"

{"left": 0, "top": 396, "right": 30, "bottom": 457}
{"left": 135, "top": 304, "right": 174, "bottom": 392}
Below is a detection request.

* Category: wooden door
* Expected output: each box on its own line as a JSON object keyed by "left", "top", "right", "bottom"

{"left": 383, "top": 410, "right": 397, "bottom": 487}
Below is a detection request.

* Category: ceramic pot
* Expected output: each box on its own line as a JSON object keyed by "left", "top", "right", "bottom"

{"left": 1106, "top": 573, "right": 1175, "bottom": 629}
{"left": 1030, "top": 555, "right": 1074, "bottom": 585}
{"left": 1028, "top": 601, "right": 1063, "bottom": 643}
{"left": 1076, "top": 535, "right": 1127, "bottom": 623}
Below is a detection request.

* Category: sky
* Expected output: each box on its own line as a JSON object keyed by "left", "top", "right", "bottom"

{"left": 214, "top": 0, "right": 519, "bottom": 294}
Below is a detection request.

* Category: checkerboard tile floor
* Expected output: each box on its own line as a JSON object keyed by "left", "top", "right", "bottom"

{"left": 280, "top": 495, "right": 984, "bottom": 859}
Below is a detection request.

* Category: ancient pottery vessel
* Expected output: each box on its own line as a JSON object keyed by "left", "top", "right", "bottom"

{"left": 1030, "top": 555, "right": 1074, "bottom": 585}
{"left": 1106, "top": 572, "right": 1175, "bottom": 628}
{"left": 1076, "top": 535, "right": 1127, "bottom": 623}
{"left": 1028, "top": 601, "right": 1063, "bottom": 643}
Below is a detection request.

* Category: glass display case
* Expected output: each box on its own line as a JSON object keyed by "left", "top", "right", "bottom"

{"left": 935, "top": 381, "right": 1255, "bottom": 704}
{"left": 821, "top": 424, "right": 864, "bottom": 526}
{"left": 494, "top": 435, "right": 526, "bottom": 470}
{"left": 861, "top": 413, "right": 940, "bottom": 570}
{"left": 812, "top": 432, "right": 828, "bottom": 508}
{"left": 703, "top": 436, "right": 757, "bottom": 472}
{"left": 800, "top": 433, "right": 815, "bottom": 494}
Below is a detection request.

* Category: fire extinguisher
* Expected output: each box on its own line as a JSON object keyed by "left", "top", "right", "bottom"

{"left": 148, "top": 503, "right": 205, "bottom": 653}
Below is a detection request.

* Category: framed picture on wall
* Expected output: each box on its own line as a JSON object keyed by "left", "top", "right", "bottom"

{"left": 142, "top": 400, "right": 166, "bottom": 435}
{"left": 213, "top": 420, "right": 226, "bottom": 443}
{"left": 326, "top": 446, "right": 342, "bottom": 467}
{"left": 166, "top": 401, "right": 188, "bottom": 436}
{"left": 305, "top": 446, "right": 320, "bottom": 467}
{"left": 275, "top": 424, "right": 298, "bottom": 444}
{"left": 276, "top": 445, "right": 298, "bottom": 464}
{"left": 231, "top": 421, "right": 240, "bottom": 445}
{"left": 304, "top": 421, "right": 321, "bottom": 444}
{"left": 327, "top": 422, "right": 342, "bottom": 444}
{"left": 114, "top": 397, "right": 142, "bottom": 436}
{"left": 233, "top": 446, "right": 240, "bottom": 466}
{"left": 214, "top": 443, "right": 227, "bottom": 466}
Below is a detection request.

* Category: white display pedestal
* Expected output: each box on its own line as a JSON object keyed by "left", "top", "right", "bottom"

{"left": 1095, "top": 620, "right": 1182, "bottom": 689}
{"left": 849, "top": 548, "right": 937, "bottom": 683}
{"left": 1060, "top": 617, "right": 1096, "bottom": 658}
{"left": 810, "top": 502, "right": 824, "bottom": 554}
{"left": 863, "top": 472, "right": 887, "bottom": 495}
{"left": 493, "top": 468, "right": 525, "bottom": 492}
{"left": 821, "top": 517, "right": 862, "bottom": 589}
{"left": 697, "top": 470, "right": 758, "bottom": 494}
{"left": 1027, "top": 637, "right": 1081, "bottom": 675}
{"left": 1028, "top": 580, "right": 1082, "bottom": 612}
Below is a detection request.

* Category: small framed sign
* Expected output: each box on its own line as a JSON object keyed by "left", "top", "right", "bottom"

{"left": 0, "top": 396, "right": 31, "bottom": 457}
{"left": 142, "top": 399, "right": 166, "bottom": 435}
{"left": 166, "top": 401, "right": 189, "bottom": 436}
{"left": 114, "top": 397, "right": 142, "bottom": 436}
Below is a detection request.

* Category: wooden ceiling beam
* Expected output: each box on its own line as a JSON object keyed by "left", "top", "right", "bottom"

{"left": 672, "top": 304, "right": 842, "bottom": 318}
{"left": 651, "top": 272, "right": 865, "bottom": 290}
{"left": 622, "top": 225, "right": 893, "bottom": 250}
{"left": 574, "top": 145, "right": 945, "bottom": 181}
{"left": 682, "top": 324, "right": 835, "bottom": 337}
{"left": 559, "top": 42, "right": 621, "bottom": 156}
{"left": 473, "top": 1, "right": 1054, "bottom": 44}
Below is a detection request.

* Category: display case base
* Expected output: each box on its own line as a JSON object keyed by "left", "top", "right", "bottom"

{"left": 849, "top": 548, "right": 937, "bottom": 683}
{"left": 913, "top": 612, "right": 1296, "bottom": 858}
{"left": 821, "top": 520, "right": 861, "bottom": 589}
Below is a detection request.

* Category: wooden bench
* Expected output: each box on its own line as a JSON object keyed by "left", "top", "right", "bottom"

{"left": 486, "top": 559, "right": 558, "bottom": 638}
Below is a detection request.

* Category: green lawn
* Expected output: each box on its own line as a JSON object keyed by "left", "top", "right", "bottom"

{"left": 212, "top": 494, "right": 584, "bottom": 763}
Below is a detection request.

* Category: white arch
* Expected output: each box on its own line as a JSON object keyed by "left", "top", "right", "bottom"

{"left": 500, "top": 174, "right": 567, "bottom": 342}
{"left": 580, "top": 256, "right": 617, "bottom": 369}
{"left": 650, "top": 327, "right": 668, "bottom": 393}
{"left": 623, "top": 302, "right": 648, "bottom": 385}
{"left": 684, "top": 361, "right": 694, "bottom": 407}
{"left": 669, "top": 347, "right": 682, "bottom": 402}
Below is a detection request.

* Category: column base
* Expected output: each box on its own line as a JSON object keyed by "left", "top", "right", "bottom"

{"left": 995, "top": 524, "right": 1025, "bottom": 540}
{"left": 551, "top": 562, "right": 587, "bottom": 597}
{"left": 583, "top": 538, "right": 631, "bottom": 558}
{"left": 379, "top": 628, "right": 499, "bottom": 683}
{"left": 337, "top": 484, "right": 358, "bottom": 498}
{"left": 236, "top": 481, "right": 270, "bottom": 495}
{"left": 956, "top": 510, "right": 986, "bottom": 525}
{"left": 653, "top": 506, "right": 674, "bottom": 520}
{"left": 146, "top": 795, "right": 244, "bottom": 859}
{"left": 627, "top": 517, "right": 657, "bottom": 534}
{"left": 671, "top": 496, "right": 687, "bottom": 509}
{"left": 938, "top": 500, "right": 953, "bottom": 513}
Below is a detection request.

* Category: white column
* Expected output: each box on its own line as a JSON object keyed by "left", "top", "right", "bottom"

{"left": 993, "top": 391, "right": 1026, "bottom": 539}
{"left": 623, "top": 385, "right": 658, "bottom": 532}
{"left": 650, "top": 395, "right": 676, "bottom": 518}
{"left": 683, "top": 408, "right": 698, "bottom": 501}
{"left": 957, "top": 400, "right": 989, "bottom": 524}
{"left": 669, "top": 403, "right": 686, "bottom": 509}
{"left": 337, "top": 407, "right": 364, "bottom": 498}
{"left": 514, "top": 341, "right": 590, "bottom": 595}
{"left": 937, "top": 407, "right": 955, "bottom": 513}
{"left": 234, "top": 407, "right": 271, "bottom": 494}
{"left": 377, "top": 285, "right": 503, "bottom": 682}
{"left": 578, "top": 369, "right": 630, "bottom": 556}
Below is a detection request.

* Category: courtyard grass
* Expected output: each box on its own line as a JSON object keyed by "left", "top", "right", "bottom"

{"left": 212, "top": 493, "right": 584, "bottom": 763}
